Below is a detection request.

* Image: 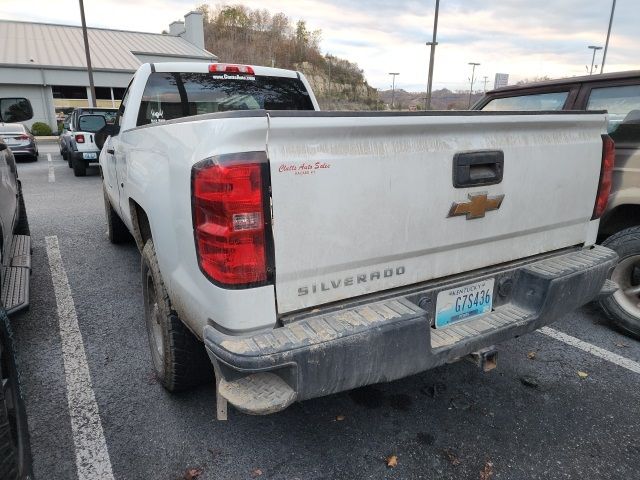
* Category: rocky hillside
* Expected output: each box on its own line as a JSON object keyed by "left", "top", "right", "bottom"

{"left": 197, "top": 3, "right": 379, "bottom": 110}
{"left": 378, "top": 88, "right": 484, "bottom": 111}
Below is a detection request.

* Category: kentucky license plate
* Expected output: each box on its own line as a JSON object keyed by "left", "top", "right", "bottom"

{"left": 83, "top": 152, "right": 97, "bottom": 160}
{"left": 435, "top": 278, "right": 494, "bottom": 328}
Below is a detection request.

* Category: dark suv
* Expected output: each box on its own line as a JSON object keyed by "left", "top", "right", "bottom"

{"left": 474, "top": 70, "right": 640, "bottom": 338}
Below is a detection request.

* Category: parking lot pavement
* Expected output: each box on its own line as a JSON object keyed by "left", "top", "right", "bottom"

{"left": 9, "top": 142, "right": 640, "bottom": 480}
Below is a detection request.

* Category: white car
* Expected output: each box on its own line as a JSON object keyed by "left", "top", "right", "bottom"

{"left": 99, "top": 62, "right": 618, "bottom": 418}
{"left": 60, "top": 107, "right": 117, "bottom": 176}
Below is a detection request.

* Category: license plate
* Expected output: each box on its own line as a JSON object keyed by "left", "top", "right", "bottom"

{"left": 83, "top": 152, "right": 97, "bottom": 160}
{"left": 435, "top": 278, "right": 494, "bottom": 328}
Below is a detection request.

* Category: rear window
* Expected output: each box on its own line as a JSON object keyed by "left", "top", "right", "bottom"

{"left": 137, "top": 72, "right": 314, "bottom": 126}
{"left": 76, "top": 110, "right": 117, "bottom": 125}
{"left": 0, "top": 124, "right": 25, "bottom": 134}
{"left": 587, "top": 84, "right": 640, "bottom": 144}
{"left": 481, "top": 91, "right": 569, "bottom": 111}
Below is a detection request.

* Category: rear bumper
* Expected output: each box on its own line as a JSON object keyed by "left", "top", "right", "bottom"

{"left": 11, "top": 146, "right": 37, "bottom": 156}
{"left": 205, "top": 245, "right": 617, "bottom": 414}
{"left": 71, "top": 150, "right": 100, "bottom": 163}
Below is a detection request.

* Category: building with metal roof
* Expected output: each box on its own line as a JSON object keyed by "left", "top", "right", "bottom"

{"left": 0, "top": 11, "right": 217, "bottom": 130}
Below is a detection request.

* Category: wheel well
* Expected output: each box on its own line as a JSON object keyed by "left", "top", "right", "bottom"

{"left": 599, "top": 204, "right": 640, "bottom": 239}
{"left": 129, "top": 200, "right": 152, "bottom": 251}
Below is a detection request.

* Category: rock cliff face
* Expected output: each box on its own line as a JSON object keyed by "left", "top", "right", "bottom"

{"left": 295, "top": 62, "right": 382, "bottom": 111}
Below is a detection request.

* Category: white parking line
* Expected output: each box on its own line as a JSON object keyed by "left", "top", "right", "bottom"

{"left": 539, "top": 326, "right": 640, "bottom": 374}
{"left": 47, "top": 153, "right": 55, "bottom": 182}
{"left": 45, "top": 236, "right": 115, "bottom": 480}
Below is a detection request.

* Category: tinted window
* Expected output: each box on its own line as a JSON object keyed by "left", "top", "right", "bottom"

{"left": 482, "top": 91, "right": 569, "bottom": 111}
{"left": 78, "top": 115, "right": 107, "bottom": 132}
{"left": 75, "top": 109, "right": 117, "bottom": 126}
{"left": 137, "top": 72, "right": 314, "bottom": 126}
{"left": 587, "top": 84, "right": 640, "bottom": 144}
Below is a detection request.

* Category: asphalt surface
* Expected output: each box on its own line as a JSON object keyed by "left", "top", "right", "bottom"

{"left": 9, "top": 142, "right": 640, "bottom": 480}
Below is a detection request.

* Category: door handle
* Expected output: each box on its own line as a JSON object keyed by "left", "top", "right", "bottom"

{"left": 452, "top": 150, "right": 504, "bottom": 188}
{"left": 107, "top": 148, "right": 115, "bottom": 155}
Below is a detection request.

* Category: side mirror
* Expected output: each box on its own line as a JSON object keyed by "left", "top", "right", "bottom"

{"left": 0, "top": 97, "right": 33, "bottom": 123}
{"left": 95, "top": 123, "right": 120, "bottom": 150}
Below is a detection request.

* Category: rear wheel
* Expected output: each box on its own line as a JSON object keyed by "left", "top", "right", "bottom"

{"left": 141, "top": 240, "right": 213, "bottom": 391}
{"left": 599, "top": 226, "right": 640, "bottom": 339}
{"left": 0, "top": 310, "right": 33, "bottom": 479}
{"left": 72, "top": 156, "right": 86, "bottom": 177}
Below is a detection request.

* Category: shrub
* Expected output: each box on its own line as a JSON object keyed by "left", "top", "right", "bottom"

{"left": 30, "top": 122, "right": 53, "bottom": 136}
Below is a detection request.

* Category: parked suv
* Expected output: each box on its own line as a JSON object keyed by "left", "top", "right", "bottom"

{"left": 0, "top": 97, "right": 34, "bottom": 478}
{"left": 474, "top": 70, "right": 640, "bottom": 338}
{"left": 59, "top": 107, "right": 116, "bottom": 176}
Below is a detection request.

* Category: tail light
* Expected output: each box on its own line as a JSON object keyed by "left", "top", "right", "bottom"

{"left": 192, "top": 152, "right": 271, "bottom": 287}
{"left": 18, "top": 134, "right": 29, "bottom": 140}
{"left": 209, "top": 63, "right": 255, "bottom": 75}
{"left": 75, "top": 134, "right": 85, "bottom": 144}
{"left": 592, "top": 134, "right": 615, "bottom": 220}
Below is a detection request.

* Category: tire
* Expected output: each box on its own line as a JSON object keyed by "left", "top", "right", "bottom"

{"left": 13, "top": 189, "right": 29, "bottom": 237}
{"left": 103, "top": 188, "right": 129, "bottom": 244}
{"left": 141, "top": 240, "right": 213, "bottom": 391}
{"left": 0, "top": 310, "right": 33, "bottom": 479}
{"left": 72, "top": 155, "right": 86, "bottom": 177}
{"left": 599, "top": 226, "right": 640, "bottom": 339}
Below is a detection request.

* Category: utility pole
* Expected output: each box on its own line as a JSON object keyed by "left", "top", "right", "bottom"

{"left": 327, "top": 57, "right": 332, "bottom": 101}
{"left": 425, "top": 0, "right": 440, "bottom": 110}
{"left": 482, "top": 76, "right": 488, "bottom": 92}
{"left": 588, "top": 45, "right": 603, "bottom": 75}
{"left": 389, "top": 72, "right": 399, "bottom": 109}
{"left": 79, "top": 0, "right": 96, "bottom": 107}
{"left": 467, "top": 62, "right": 480, "bottom": 108}
{"left": 601, "top": 0, "right": 616, "bottom": 73}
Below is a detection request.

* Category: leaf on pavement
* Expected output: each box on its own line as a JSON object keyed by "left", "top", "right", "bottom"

{"left": 615, "top": 341, "right": 629, "bottom": 348}
{"left": 335, "top": 414, "right": 345, "bottom": 421}
{"left": 480, "top": 460, "right": 494, "bottom": 480}
{"left": 183, "top": 468, "right": 203, "bottom": 480}
{"left": 250, "top": 468, "right": 263, "bottom": 478}
{"left": 577, "top": 371, "right": 589, "bottom": 379}
{"left": 527, "top": 351, "right": 536, "bottom": 360}
{"left": 443, "top": 448, "right": 461, "bottom": 466}
{"left": 386, "top": 455, "right": 398, "bottom": 468}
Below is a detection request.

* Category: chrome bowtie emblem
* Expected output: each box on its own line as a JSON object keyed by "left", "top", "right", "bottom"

{"left": 448, "top": 193, "right": 505, "bottom": 220}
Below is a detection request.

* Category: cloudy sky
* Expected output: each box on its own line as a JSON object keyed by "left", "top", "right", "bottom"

{"left": 2, "top": 0, "right": 638, "bottom": 92}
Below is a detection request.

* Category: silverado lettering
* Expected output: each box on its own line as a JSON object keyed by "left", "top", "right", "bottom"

{"left": 298, "top": 267, "right": 406, "bottom": 296}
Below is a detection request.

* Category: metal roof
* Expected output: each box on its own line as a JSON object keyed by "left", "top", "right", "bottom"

{"left": 0, "top": 20, "right": 217, "bottom": 72}
{"left": 487, "top": 70, "right": 640, "bottom": 94}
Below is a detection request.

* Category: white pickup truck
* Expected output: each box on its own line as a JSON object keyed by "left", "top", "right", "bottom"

{"left": 99, "top": 62, "right": 618, "bottom": 418}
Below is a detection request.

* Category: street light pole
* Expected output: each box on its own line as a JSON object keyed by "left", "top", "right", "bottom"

{"left": 483, "top": 76, "right": 488, "bottom": 92}
{"left": 79, "top": 0, "right": 96, "bottom": 107}
{"left": 389, "top": 72, "right": 399, "bottom": 109}
{"left": 588, "top": 45, "right": 603, "bottom": 75}
{"left": 425, "top": 0, "right": 440, "bottom": 110}
{"left": 601, "top": 0, "right": 616, "bottom": 74}
{"left": 467, "top": 62, "right": 480, "bottom": 108}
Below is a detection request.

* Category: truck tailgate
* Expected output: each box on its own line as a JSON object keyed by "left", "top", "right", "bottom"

{"left": 266, "top": 112, "right": 606, "bottom": 314}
